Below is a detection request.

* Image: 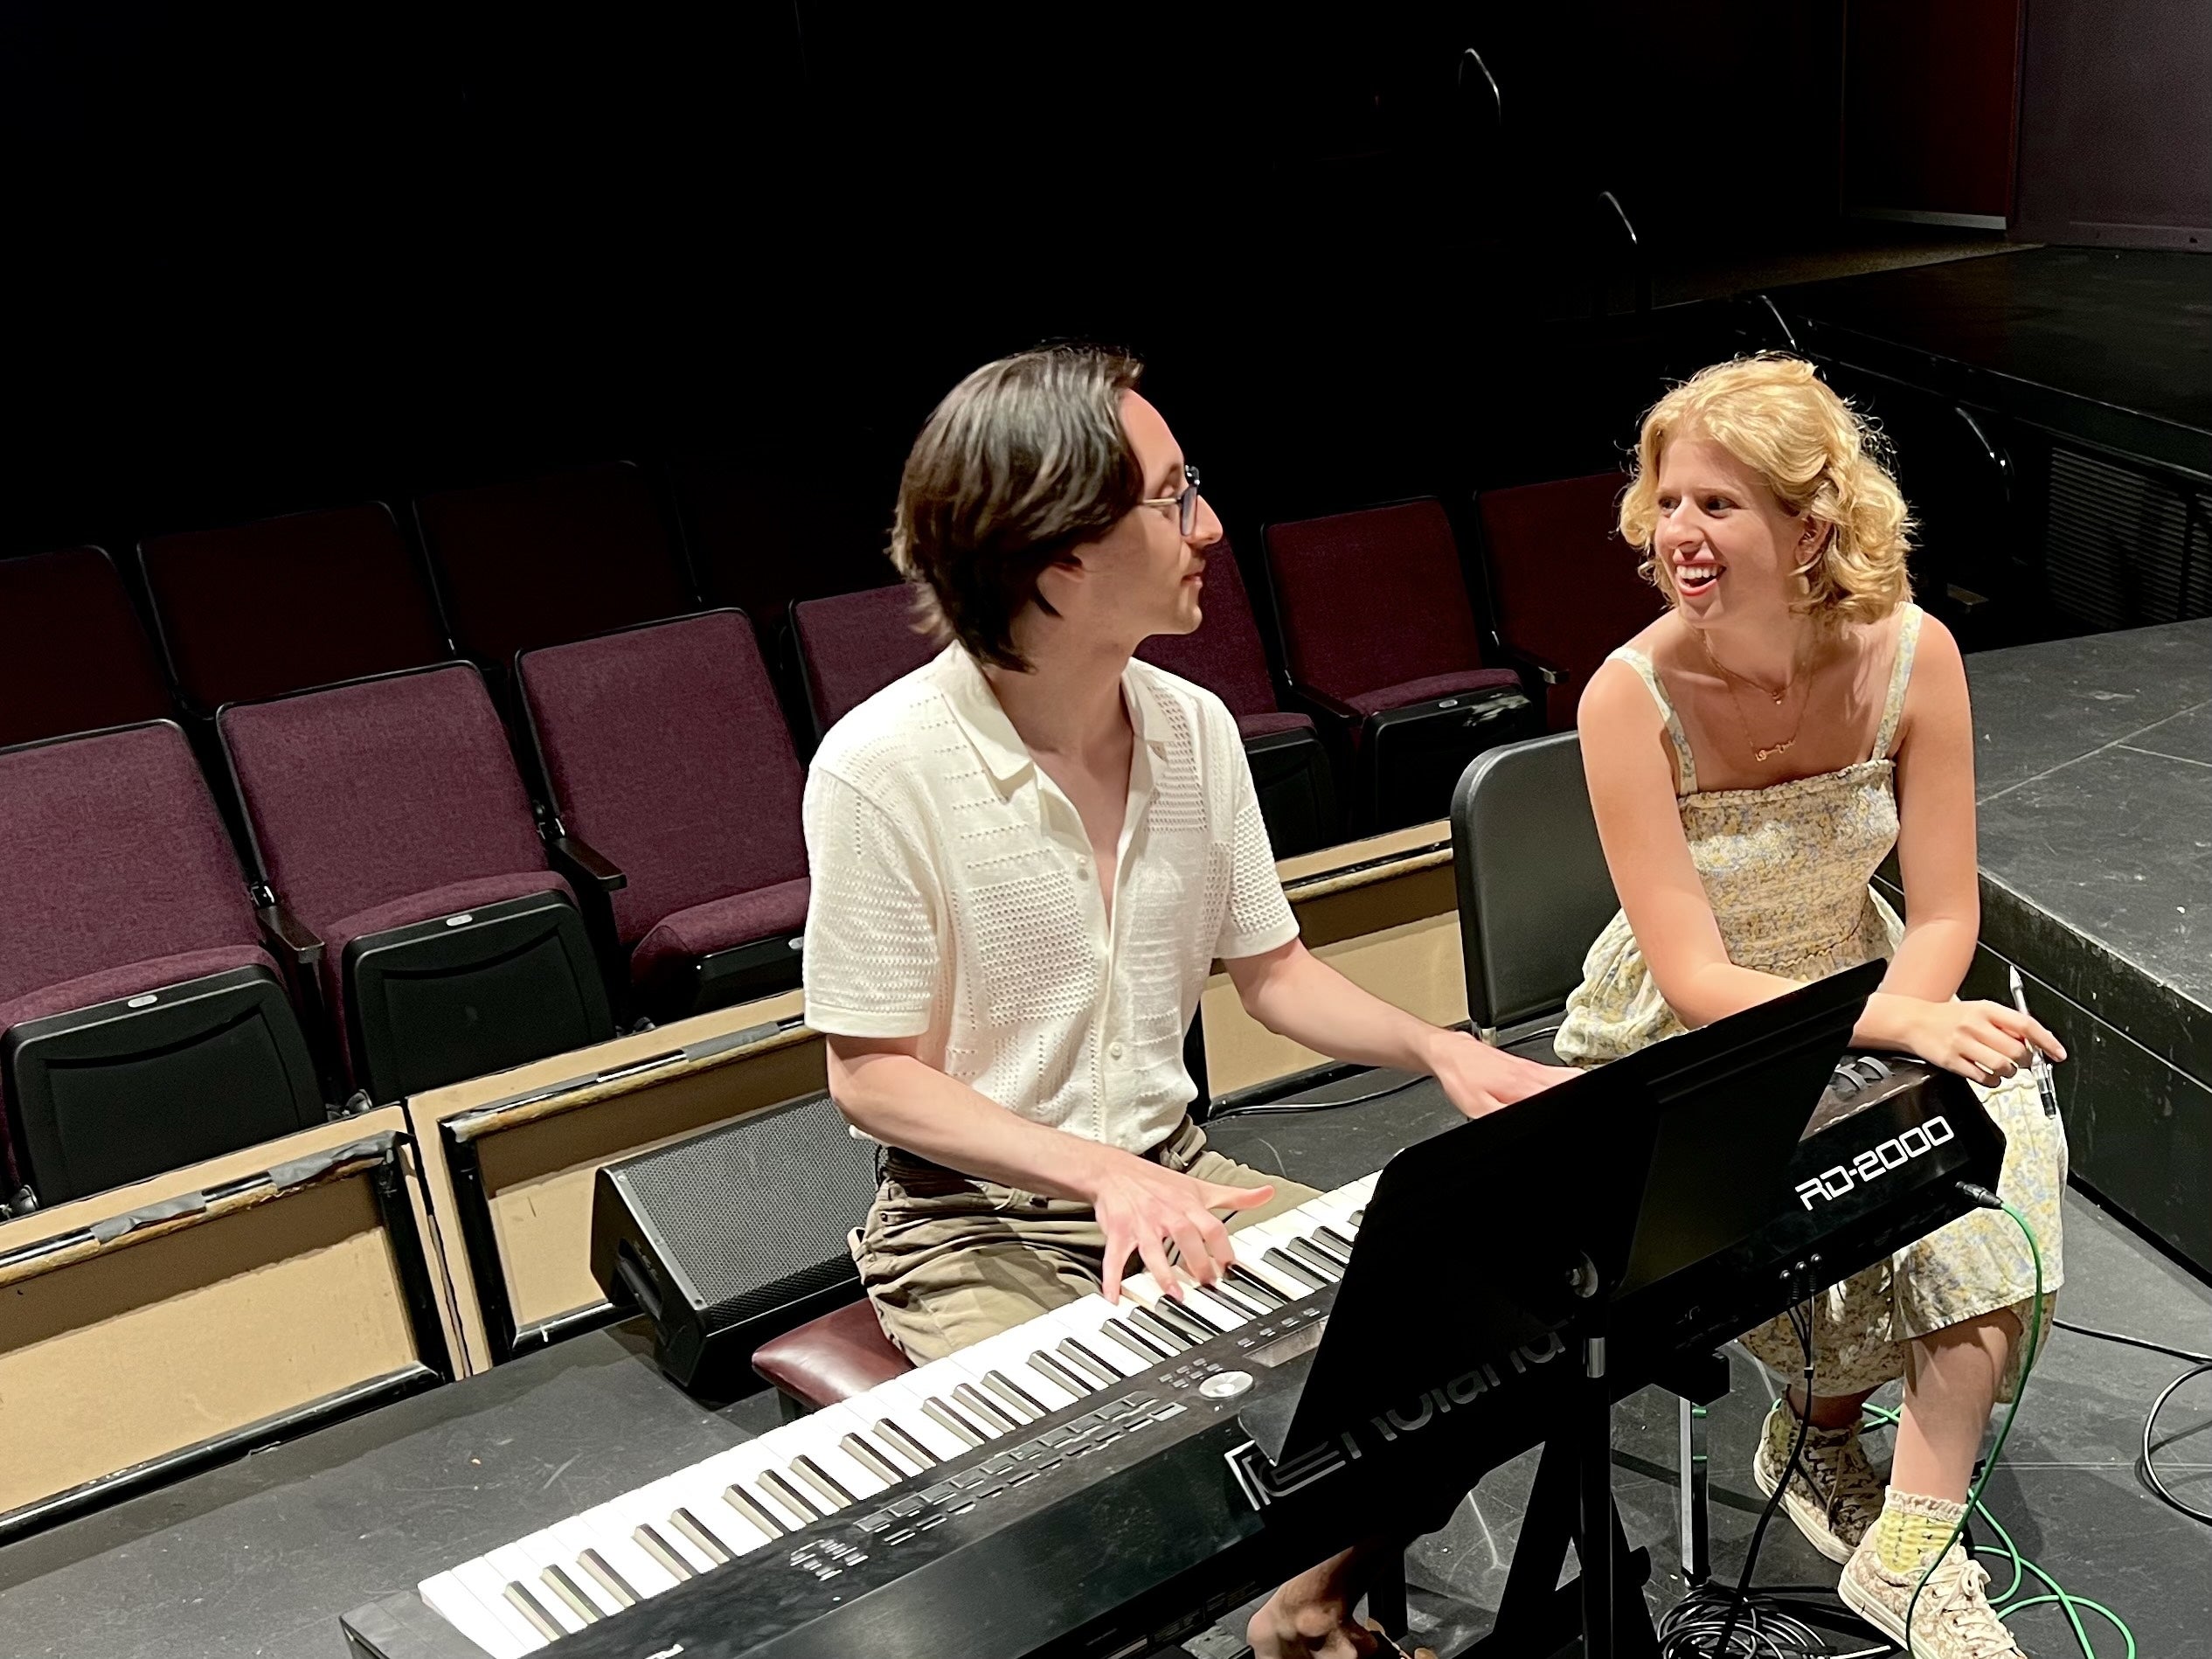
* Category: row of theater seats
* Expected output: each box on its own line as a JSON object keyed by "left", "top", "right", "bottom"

{"left": 2, "top": 461, "right": 1655, "bottom": 831}
{"left": 0, "top": 466, "right": 1657, "bottom": 1211}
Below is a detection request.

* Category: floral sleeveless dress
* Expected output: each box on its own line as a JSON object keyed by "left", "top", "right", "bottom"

{"left": 1556, "top": 605, "right": 2065, "bottom": 1397}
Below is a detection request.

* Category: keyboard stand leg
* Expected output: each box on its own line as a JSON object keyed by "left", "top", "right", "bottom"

{"left": 1364, "top": 1549, "right": 1410, "bottom": 1642}
{"left": 1677, "top": 1393, "right": 1710, "bottom": 1585}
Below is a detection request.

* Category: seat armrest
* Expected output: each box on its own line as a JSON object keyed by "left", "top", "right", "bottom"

{"left": 1281, "top": 678, "right": 1362, "bottom": 727}
{"left": 256, "top": 897, "right": 325, "bottom": 969}
{"left": 1492, "top": 643, "right": 1566, "bottom": 687}
{"left": 547, "top": 831, "right": 628, "bottom": 894}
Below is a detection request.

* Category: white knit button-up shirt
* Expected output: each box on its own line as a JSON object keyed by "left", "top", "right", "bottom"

{"left": 802, "top": 643, "right": 1299, "bottom": 1155}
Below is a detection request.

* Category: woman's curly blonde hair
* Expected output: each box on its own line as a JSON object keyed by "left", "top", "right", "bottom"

{"left": 1619, "top": 355, "right": 1914, "bottom": 626}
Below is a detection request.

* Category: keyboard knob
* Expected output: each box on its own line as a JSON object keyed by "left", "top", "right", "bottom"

{"left": 1198, "top": 1370, "right": 1254, "bottom": 1400}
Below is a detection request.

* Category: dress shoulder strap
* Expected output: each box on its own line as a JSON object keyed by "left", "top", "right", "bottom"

{"left": 1872, "top": 603, "right": 1924, "bottom": 761}
{"left": 1609, "top": 646, "right": 1696, "bottom": 795}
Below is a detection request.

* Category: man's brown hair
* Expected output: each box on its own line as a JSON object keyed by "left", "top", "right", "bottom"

{"left": 890, "top": 345, "right": 1147, "bottom": 672}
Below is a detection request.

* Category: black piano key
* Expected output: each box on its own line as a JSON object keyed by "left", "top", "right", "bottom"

{"left": 1057, "top": 1336, "right": 1122, "bottom": 1385}
{"left": 1030, "top": 1350, "right": 1098, "bottom": 1396}
{"left": 756, "top": 1469, "right": 827, "bottom": 1525}
{"left": 723, "top": 1483, "right": 787, "bottom": 1539}
{"left": 1263, "top": 1246, "right": 1331, "bottom": 1289}
{"left": 578, "top": 1549, "right": 639, "bottom": 1607}
{"left": 633, "top": 1523, "right": 697, "bottom": 1579}
{"left": 1224, "top": 1263, "right": 1290, "bottom": 1307}
{"left": 874, "top": 1417, "right": 940, "bottom": 1468}
{"left": 923, "top": 1396, "right": 988, "bottom": 1446}
{"left": 1317, "top": 1224, "right": 1357, "bottom": 1255}
{"left": 1282, "top": 1237, "right": 1344, "bottom": 1280}
{"left": 503, "top": 1579, "right": 565, "bottom": 1642}
{"left": 542, "top": 1563, "right": 605, "bottom": 1623}
{"left": 953, "top": 1381, "right": 1025, "bottom": 1433}
{"left": 842, "top": 1432, "right": 908, "bottom": 1483}
{"left": 984, "top": 1369, "right": 1050, "bottom": 1419}
{"left": 1301, "top": 1228, "right": 1353, "bottom": 1268}
{"left": 1098, "top": 1319, "right": 1173, "bottom": 1368}
{"left": 1127, "top": 1306, "right": 1196, "bottom": 1351}
{"left": 790, "top": 1455, "right": 857, "bottom": 1509}
{"left": 669, "top": 1507, "right": 733, "bottom": 1564}
{"left": 1202, "top": 1277, "right": 1268, "bottom": 1319}
{"left": 1148, "top": 1295, "right": 1221, "bottom": 1342}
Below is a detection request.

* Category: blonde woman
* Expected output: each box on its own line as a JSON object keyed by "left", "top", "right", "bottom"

{"left": 1556, "top": 357, "right": 2069, "bottom": 1657}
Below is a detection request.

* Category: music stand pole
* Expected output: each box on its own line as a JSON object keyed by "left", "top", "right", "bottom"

{"left": 1579, "top": 1327, "right": 1615, "bottom": 1659}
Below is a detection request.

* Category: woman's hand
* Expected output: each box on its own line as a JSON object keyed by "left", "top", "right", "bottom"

{"left": 1426, "top": 1030, "right": 1578, "bottom": 1119}
{"left": 1898, "top": 997, "right": 2066, "bottom": 1085}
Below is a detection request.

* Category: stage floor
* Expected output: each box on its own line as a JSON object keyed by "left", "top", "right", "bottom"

{"left": 1, "top": 1080, "right": 2206, "bottom": 1659}
{"left": 1775, "top": 246, "right": 2212, "bottom": 475}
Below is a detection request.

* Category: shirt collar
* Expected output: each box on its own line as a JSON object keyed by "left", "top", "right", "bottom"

{"left": 934, "top": 645, "right": 1171, "bottom": 789}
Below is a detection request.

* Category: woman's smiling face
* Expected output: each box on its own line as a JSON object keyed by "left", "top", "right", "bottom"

{"left": 1649, "top": 429, "right": 1818, "bottom": 625}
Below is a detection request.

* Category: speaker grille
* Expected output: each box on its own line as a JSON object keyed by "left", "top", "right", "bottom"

{"left": 2042, "top": 448, "right": 2211, "bottom": 629}
{"left": 619, "top": 1093, "right": 878, "bottom": 1324}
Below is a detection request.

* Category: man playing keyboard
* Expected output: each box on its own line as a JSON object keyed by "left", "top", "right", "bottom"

{"left": 802, "top": 345, "right": 1571, "bottom": 1658}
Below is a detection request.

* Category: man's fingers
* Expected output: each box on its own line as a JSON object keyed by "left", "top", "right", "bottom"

{"left": 1166, "top": 1217, "right": 1215, "bottom": 1288}
{"left": 1203, "top": 1180, "right": 1274, "bottom": 1211}
{"left": 1100, "top": 1224, "right": 1129, "bottom": 1304}
{"left": 1134, "top": 1230, "right": 1177, "bottom": 1301}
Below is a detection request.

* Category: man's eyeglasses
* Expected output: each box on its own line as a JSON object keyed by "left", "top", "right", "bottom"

{"left": 1141, "top": 465, "right": 1203, "bottom": 537}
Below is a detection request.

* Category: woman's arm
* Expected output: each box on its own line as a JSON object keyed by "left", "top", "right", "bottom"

{"left": 1580, "top": 657, "right": 1801, "bottom": 1027}
{"left": 1855, "top": 615, "right": 2065, "bottom": 1069}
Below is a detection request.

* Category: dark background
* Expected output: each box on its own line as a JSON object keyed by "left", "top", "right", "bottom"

{"left": 5, "top": 1, "right": 2206, "bottom": 566}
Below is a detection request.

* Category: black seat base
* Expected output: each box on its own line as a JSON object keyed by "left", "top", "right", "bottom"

{"left": 345, "top": 890, "right": 613, "bottom": 1102}
{"left": 1364, "top": 687, "right": 1536, "bottom": 831}
{"left": 1246, "top": 727, "right": 1339, "bottom": 857}
{"left": 657, "top": 932, "right": 805, "bottom": 1024}
{"left": 3, "top": 963, "right": 323, "bottom": 1204}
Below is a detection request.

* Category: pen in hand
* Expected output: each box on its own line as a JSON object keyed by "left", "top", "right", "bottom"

{"left": 2007, "top": 963, "right": 2063, "bottom": 1118}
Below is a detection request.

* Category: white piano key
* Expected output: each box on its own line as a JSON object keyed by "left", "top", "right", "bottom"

{"left": 780, "top": 1403, "right": 891, "bottom": 1502}
{"left": 549, "top": 1519, "right": 639, "bottom": 1613}
{"left": 420, "top": 1569, "right": 533, "bottom": 1659}
{"left": 863, "top": 1378, "right": 975, "bottom": 1461}
{"left": 607, "top": 1480, "right": 718, "bottom": 1576}
{"left": 1050, "top": 1298, "right": 1159, "bottom": 1377}
{"left": 450, "top": 1558, "right": 552, "bottom": 1654}
{"left": 566, "top": 1501, "right": 681, "bottom": 1600}
{"left": 485, "top": 1543, "right": 587, "bottom": 1637}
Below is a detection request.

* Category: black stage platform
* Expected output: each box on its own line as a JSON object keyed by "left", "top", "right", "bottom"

{"left": 1777, "top": 247, "right": 2212, "bottom": 478}
{"left": 2, "top": 1078, "right": 2207, "bottom": 1659}
{"left": 1932, "top": 619, "right": 2211, "bottom": 1278}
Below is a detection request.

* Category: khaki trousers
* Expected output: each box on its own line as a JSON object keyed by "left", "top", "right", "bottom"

{"left": 854, "top": 1117, "right": 1321, "bottom": 1364}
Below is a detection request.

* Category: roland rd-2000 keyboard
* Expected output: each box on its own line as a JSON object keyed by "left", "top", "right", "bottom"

{"left": 342, "top": 1052, "right": 1992, "bottom": 1659}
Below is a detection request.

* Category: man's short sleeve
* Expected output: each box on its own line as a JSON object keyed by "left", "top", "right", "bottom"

{"left": 802, "top": 767, "right": 941, "bottom": 1038}
{"left": 1213, "top": 723, "right": 1300, "bottom": 961}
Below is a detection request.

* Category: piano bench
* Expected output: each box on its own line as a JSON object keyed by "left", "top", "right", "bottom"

{"left": 753, "top": 1296, "right": 914, "bottom": 1417}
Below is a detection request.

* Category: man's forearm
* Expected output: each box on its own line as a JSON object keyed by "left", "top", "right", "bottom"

{"left": 1231, "top": 943, "right": 1455, "bottom": 1074}
{"left": 830, "top": 1048, "right": 1123, "bottom": 1200}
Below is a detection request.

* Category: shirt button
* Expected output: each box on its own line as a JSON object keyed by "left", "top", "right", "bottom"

{"left": 1107, "top": 1041, "right": 1126, "bottom": 1061}
{"left": 1075, "top": 857, "right": 1091, "bottom": 876}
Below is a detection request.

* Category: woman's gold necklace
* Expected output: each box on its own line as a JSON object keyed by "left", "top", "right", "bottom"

{"left": 1697, "top": 628, "right": 1812, "bottom": 763}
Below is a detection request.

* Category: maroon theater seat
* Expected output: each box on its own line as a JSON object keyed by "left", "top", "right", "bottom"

{"left": 788, "top": 583, "right": 940, "bottom": 740}
{"left": 218, "top": 663, "right": 613, "bottom": 1103}
{"left": 139, "top": 503, "right": 448, "bottom": 711}
{"left": 413, "top": 462, "right": 693, "bottom": 681}
{"left": 0, "top": 722, "right": 322, "bottom": 1203}
{"left": 752, "top": 1296, "right": 914, "bottom": 1413}
{"left": 1262, "top": 499, "right": 1534, "bottom": 830}
{"left": 670, "top": 446, "right": 900, "bottom": 636}
{"left": 1474, "top": 471, "right": 1658, "bottom": 732}
{"left": 1136, "top": 537, "right": 1339, "bottom": 855}
{"left": 519, "top": 611, "right": 811, "bottom": 1022}
{"left": 0, "top": 547, "right": 171, "bottom": 748}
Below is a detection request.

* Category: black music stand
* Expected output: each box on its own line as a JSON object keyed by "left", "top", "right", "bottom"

{"left": 1242, "top": 962, "right": 1887, "bottom": 1659}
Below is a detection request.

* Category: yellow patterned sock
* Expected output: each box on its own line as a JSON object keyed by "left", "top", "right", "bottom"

{"left": 1872, "top": 1489, "right": 1966, "bottom": 1575}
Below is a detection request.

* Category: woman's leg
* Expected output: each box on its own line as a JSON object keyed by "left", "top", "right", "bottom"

{"left": 1790, "top": 1385, "right": 1877, "bottom": 1429}
{"left": 1890, "top": 1307, "right": 2020, "bottom": 1503}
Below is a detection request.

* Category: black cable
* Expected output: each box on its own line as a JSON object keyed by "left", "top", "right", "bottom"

{"left": 2053, "top": 1316, "right": 2211, "bottom": 1367}
{"left": 2049, "top": 1315, "right": 2212, "bottom": 1527}
{"left": 2139, "top": 1360, "right": 2212, "bottom": 1527}
{"left": 1661, "top": 1302, "right": 1821, "bottom": 1658}
{"left": 1208, "top": 1074, "right": 1427, "bottom": 1119}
